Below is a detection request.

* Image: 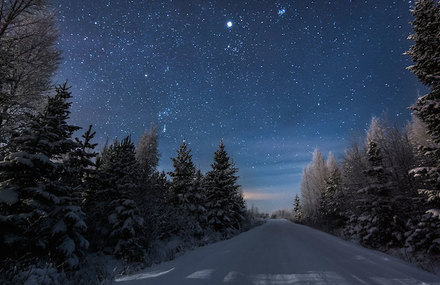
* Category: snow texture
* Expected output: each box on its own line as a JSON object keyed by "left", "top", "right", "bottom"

{"left": 115, "top": 220, "right": 440, "bottom": 284}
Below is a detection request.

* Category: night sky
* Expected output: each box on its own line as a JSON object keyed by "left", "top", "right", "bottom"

{"left": 53, "top": 0, "right": 423, "bottom": 212}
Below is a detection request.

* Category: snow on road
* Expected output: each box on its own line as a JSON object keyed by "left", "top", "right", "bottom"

{"left": 115, "top": 219, "right": 440, "bottom": 284}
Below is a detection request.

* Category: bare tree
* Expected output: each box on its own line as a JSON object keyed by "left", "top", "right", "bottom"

{"left": 300, "top": 149, "right": 327, "bottom": 222}
{"left": 0, "top": 0, "right": 60, "bottom": 146}
{"left": 135, "top": 124, "right": 161, "bottom": 176}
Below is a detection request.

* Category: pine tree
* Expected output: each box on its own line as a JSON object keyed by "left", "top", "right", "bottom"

{"left": 405, "top": 0, "right": 440, "bottom": 253}
{"left": 92, "top": 137, "right": 146, "bottom": 261}
{"left": 406, "top": 0, "right": 440, "bottom": 206}
{"left": 191, "top": 169, "right": 208, "bottom": 235}
{"left": 168, "top": 141, "right": 206, "bottom": 238}
{"left": 204, "top": 141, "right": 245, "bottom": 235}
{"left": 0, "top": 83, "right": 88, "bottom": 270}
{"left": 169, "top": 141, "right": 196, "bottom": 206}
{"left": 353, "top": 134, "right": 396, "bottom": 248}
{"left": 319, "top": 153, "right": 344, "bottom": 227}
{"left": 293, "top": 194, "right": 302, "bottom": 223}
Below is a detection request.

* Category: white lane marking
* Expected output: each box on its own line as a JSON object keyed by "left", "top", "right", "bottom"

{"left": 115, "top": 267, "right": 175, "bottom": 282}
{"left": 186, "top": 269, "right": 215, "bottom": 279}
{"left": 223, "top": 271, "right": 240, "bottom": 282}
{"left": 251, "top": 271, "right": 349, "bottom": 285}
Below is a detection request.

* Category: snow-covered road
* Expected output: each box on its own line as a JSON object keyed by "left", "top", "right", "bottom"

{"left": 115, "top": 219, "right": 440, "bottom": 284}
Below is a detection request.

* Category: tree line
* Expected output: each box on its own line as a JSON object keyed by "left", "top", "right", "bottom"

{"left": 297, "top": 0, "right": 440, "bottom": 268}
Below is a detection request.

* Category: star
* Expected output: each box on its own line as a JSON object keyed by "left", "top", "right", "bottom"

{"left": 278, "top": 8, "right": 286, "bottom": 16}
{"left": 226, "top": 21, "right": 233, "bottom": 28}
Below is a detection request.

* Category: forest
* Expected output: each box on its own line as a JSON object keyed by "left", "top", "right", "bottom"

{"left": 297, "top": 0, "right": 440, "bottom": 272}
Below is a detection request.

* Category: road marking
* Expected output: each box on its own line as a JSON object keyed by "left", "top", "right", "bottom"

{"left": 114, "top": 267, "right": 175, "bottom": 282}
{"left": 251, "top": 271, "right": 349, "bottom": 285}
{"left": 186, "top": 269, "right": 215, "bottom": 279}
{"left": 223, "top": 271, "right": 240, "bottom": 282}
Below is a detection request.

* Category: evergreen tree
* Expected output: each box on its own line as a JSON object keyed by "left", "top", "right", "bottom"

{"left": 169, "top": 140, "right": 196, "bottom": 206}
{"left": 0, "top": 83, "right": 88, "bottom": 270}
{"left": 205, "top": 141, "right": 245, "bottom": 234}
{"left": 406, "top": 0, "right": 440, "bottom": 209}
{"left": 92, "top": 137, "right": 145, "bottom": 261}
{"left": 319, "top": 153, "right": 344, "bottom": 227}
{"left": 405, "top": 0, "right": 440, "bottom": 253}
{"left": 293, "top": 194, "right": 302, "bottom": 223}
{"left": 168, "top": 141, "right": 205, "bottom": 238}
{"left": 351, "top": 133, "right": 396, "bottom": 248}
{"left": 191, "top": 169, "right": 208, "bottom": 235}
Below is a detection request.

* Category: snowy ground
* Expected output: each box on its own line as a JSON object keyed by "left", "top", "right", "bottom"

{"left": 115, "top": 219, "right": 440, "bottom": 284}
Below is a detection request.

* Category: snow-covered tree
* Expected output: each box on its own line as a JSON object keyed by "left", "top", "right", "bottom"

{"left": 341, "top": 141, "right": 369, "bottom": 194}
{"left": 92, "top": 137, "right": 146, "bottom": 261}
{"left": 404, "top": 0, "right": 440, "bottom": 253}
{"left": 169, "top": 140, "right": 196, "bottom": 205}
{"left": 0, "top": 83, "right": 88, "bottom": 270}
{"left": 346, "top": 120, "right": 397, "bottom": 248}
{"left": 293, "top": 194, "right": 302, "bottom": 223}
{"left": 319, "top": 153, "right": 344, "bottom": 227}
{"left": 191, "top": 169, "right": 208, "bottom": 234}
{"left": 136, "top": 124, "right": 160, "bottom": 177}
{"left": 205, "top": 141, "right": 245, "bottom": 234}
{"left": 0, "top": 0, "right": 61, "bottom": 149}
{"left": 300, "top": 149, "right": 327, "bottom": 222}
{"left": 168, "top": 141, "right": 209, "bottom": 238}
{"left": 406, "top": 0, "right": 440, "bottom": 209}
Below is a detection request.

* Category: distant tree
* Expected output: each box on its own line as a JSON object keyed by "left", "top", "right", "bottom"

{"left": 300, "top": 149, "right": 327, "bottom": 222}
{"left": 0, "top": 0, "right": 61, "bottom": 149}
{"left": 319, "top": 152, "right": 344, "bottom": 227}
{"left": 205, "top": 141, "right": 245, "bottom": 234}
{"left": 293, "top": 194, "right": 302, "bottom": 223}
{"left": 136, "top": 124, "right": 160, "bottom": 177}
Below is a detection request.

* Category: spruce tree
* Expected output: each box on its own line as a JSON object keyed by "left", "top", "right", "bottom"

{"left": 354, "top": 138, "right": 396, "bottom": 248}
{"left": 169, "top": 141, "right": 196, "bottom": 203}
{"left": 168, "top": 141, "right": 203, "bottom": 238}
{"left": 319, "top": 153, "right": 345, "bottom": 227}
{"left": 0, "top": 83, "right": 88, "bottom": 270}
{"left": 293, "top": 194, "right": 302, "bottom": 223}
{"left": 405, "top": 0, "right": 440, "bottom": 253}
{"left": 93, "top": 137, "right": 145, "bottom": 261}
{"left": 406, "top": 0, "right": 440, "bottom": 209}
{"left": 205, "top": 141, "right": 245, "bottom": 234}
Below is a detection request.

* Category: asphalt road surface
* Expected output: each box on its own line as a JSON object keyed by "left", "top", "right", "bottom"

{"left": 115, "top": 219, "right": 440, "bottom": 284}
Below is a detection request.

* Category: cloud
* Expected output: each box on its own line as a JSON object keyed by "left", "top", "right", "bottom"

{"left": 243, "top": 190, "right": 291, "bottom": 201}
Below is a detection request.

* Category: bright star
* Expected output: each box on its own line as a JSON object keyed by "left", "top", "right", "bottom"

{"left": 227, "top": 21, "right": 233, "bottom": 28}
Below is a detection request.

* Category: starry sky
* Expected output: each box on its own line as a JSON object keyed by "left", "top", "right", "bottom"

{"left": 53, "top": 0, "right": 423, "bottom": 212}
